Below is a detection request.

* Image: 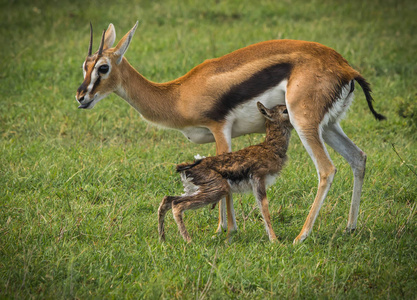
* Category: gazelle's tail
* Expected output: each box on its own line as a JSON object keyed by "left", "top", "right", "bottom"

{"left": 354, "top": 75, "right": 386, "bottom": 121}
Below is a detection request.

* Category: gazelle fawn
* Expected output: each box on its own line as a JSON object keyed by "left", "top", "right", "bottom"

{"left": 158, "top": 103, "right": 292, "bottom": 242}
{"left": 76, "top": 22, "right": 385, "bottom": 244}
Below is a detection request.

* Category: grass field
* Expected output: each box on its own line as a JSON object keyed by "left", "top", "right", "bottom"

{"left": 1, "top": 0, "right": 417, "bottom": 298}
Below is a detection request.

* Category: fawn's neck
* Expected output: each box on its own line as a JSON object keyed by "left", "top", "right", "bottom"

{"left": 264, "top": 121, "right": 292, "bottom": 156}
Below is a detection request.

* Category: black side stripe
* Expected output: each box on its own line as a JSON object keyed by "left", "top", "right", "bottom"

{"left": 205, "top": 63, "right": 293, "bottom": 121}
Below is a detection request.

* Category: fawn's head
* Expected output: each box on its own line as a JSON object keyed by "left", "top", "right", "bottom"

{"left": 257, "top": 102, "right": 292, "bottom": 129}
{"left": 76, "top": 22, "right": 138, "bottom": 109}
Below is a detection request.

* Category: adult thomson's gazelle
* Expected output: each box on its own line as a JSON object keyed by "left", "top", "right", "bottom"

{"left": 76, "top": 22, "right": 385, "bottom": 244}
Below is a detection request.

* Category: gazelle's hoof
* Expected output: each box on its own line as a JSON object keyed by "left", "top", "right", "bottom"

{"left": 215, "top": 225, "right": 227, "bottom": 234}
{"left": 225, "top": 230, "right": 238, "bottom": 244}
{"left": 211, "top": 232, "right": 222, "bottom": 239}
{"left": 293, "top": 234, "right": 307, "bottom": 245}
{"left": 345, "top": 227, "right": 356, "bottom": 234}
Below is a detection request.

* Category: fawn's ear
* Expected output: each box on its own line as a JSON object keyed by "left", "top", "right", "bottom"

{"left": 257, "top": 102, "right": 273, "bottom": 120}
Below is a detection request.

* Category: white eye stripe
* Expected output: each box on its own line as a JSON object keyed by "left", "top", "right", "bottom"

{"left": 82, "top": 61, "right": 86, "bottom": 79}
{"left": 87, "top": 69, "right": 99, "bottom": 93}
{"left": 84, "top": 57, "right": 111, "bottom": 94}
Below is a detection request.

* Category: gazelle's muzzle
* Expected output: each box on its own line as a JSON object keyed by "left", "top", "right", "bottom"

{"left": 76, "top": 82, "right": 98, "bottom": 109}
{"left": 76, "top": 83, "right": 90, "bottom": 109}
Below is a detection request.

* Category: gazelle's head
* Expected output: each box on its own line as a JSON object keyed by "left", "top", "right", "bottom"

{"left": 76, "top": 22, "right": 138, "bottom": 109}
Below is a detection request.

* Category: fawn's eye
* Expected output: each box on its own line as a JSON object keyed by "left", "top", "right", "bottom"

{"left": 283, "top": 109, "right": 288, "bottom": 114}
{"left": 98, "top": 64, "right": 109, "bottom": 74}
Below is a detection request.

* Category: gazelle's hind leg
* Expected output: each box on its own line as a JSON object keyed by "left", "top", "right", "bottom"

{"left": 290, "top": 119, "right": 336, "bottom": 244}
{"left": 322, "top": 122, "right": 367, "bottom": 232}
{"left": 287, "top": 79, "right": 361, "bottom": 243}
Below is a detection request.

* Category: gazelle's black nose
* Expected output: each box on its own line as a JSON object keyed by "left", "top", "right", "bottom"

{"left": 77, "top": 82, "right": 88, "bottom": 101}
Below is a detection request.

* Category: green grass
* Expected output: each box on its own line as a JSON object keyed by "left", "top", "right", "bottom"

{"left": 1, "top": 0, "right": 417, "bottom": 298}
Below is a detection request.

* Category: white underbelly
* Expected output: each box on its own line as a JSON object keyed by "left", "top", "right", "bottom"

{"left": 180, "top": 126, "right": 215, "bottom": 144}
{"left": 228, "top": 80, "right": 287, "bottom": 137}
{"left": 179, "top": 80, "right": 287, "bottom": 144}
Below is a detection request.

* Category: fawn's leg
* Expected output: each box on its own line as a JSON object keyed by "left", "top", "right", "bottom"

{"left": 158, "top": 196, "right": 176, "bottom": 242}
{"left": 172, "top": 178, "right": 229, "bottom": 242}
{"left": 253, "top": 178, "right": 277, "bottom": 241}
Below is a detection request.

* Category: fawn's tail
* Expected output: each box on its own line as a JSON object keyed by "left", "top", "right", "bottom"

{"left": 176, "top": 159, "right": 203, "bottom": 172}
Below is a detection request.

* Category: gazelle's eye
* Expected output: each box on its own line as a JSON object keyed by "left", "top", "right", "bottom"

{"left": 98, "top": 64, "right": 109, "bottom": 74}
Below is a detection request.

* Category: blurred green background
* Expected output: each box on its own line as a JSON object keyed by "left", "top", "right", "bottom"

{"left": 1, "top": 0, "right": 416, "bottom": 298}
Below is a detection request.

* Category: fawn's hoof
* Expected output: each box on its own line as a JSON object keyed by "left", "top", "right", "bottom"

{"left": 269, "top": 236, "right": 278, "bottom": 243}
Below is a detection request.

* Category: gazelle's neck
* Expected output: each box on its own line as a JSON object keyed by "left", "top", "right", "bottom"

{"left": 115, "top": 58, "right": 182, "bottom": 127}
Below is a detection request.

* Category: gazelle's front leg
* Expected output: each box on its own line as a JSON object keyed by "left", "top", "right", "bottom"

{"left": 211, "top": 124, "right": 238, "bottom": 235}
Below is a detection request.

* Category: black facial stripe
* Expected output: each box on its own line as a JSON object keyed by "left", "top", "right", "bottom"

{"left": 77, "top": 81, "right": 88, "bottom": 94}
{"left": 205, "top": 63, "right": 293, "bottom": 121}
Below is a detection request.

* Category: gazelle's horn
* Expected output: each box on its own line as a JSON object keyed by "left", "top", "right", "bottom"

{"left": 88, "top": 22, "right": 93, "bottom": 56}
{"left": 98, "top": 29, "right": 106, "bottom": 55}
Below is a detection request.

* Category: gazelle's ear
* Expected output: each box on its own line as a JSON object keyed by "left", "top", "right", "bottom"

{"left": 114, "top": 21, "right": 138, "bottom": 64}
{"left": 257, "top": 102, "right": 273, "bottom": 120}
{"left": 104, "top": 23, "right": 116, "bottom": 49}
